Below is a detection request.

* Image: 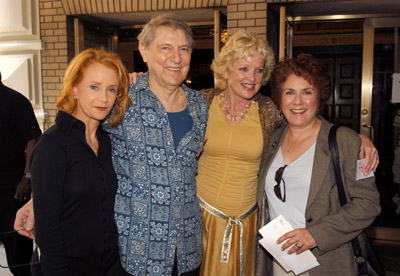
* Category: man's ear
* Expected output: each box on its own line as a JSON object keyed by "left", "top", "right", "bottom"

{"left": 139, "top": 42, "right": 148, "bottom": 63}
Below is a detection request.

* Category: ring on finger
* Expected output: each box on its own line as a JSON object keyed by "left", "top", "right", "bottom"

{"left": 295, "top": 243, "right": 301, "bottom": 249}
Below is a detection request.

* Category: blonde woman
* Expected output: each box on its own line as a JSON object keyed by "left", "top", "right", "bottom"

{"left": 197, "top": 30, "right": 282, "bottom": 276}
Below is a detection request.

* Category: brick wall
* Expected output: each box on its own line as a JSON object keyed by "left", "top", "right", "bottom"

{"left": 39, "top": 0, "right": 69, "bottom": 129}
{"left": 227, "top": 0, "right": 267, "bottom": 39}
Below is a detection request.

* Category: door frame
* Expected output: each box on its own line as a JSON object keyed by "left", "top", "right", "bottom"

{"left": 361, "top": 17, "right": 400, "bottom": 140}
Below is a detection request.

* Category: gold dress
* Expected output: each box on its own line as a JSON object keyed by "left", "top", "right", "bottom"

{"left": 197, "top": 95, "right": 263, "bottom": 276}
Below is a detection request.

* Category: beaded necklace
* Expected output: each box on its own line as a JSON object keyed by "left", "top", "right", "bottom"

{"left": 219, "top": 92, "right": 254, "bottom": 122}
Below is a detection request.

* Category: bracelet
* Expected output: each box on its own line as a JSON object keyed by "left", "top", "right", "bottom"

{"left": 23, "top": 172, "right": 32, "bottom": 179}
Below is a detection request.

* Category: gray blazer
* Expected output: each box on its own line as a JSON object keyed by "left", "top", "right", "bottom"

{"left": 255, "top": 117, "right": 381, "bottom": 276}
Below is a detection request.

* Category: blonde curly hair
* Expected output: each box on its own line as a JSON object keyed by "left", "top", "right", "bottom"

{"left": 212, "top": 30, "right": 275, "bottom": 90}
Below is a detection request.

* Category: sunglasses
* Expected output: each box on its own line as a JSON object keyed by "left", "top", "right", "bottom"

{"left": 0, "top": 229, "right": 40, "bottom": 269}
{"left": 274, "top": 165, "right": 287, "bottom": 202}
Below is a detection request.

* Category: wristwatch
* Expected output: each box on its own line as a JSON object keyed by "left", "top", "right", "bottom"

{"left": 24, "top": 172, "right": 32, "bottom": 179}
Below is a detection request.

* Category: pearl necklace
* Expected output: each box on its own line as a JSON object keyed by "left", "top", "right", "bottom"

{"left": 219, "top": 92, "right": 254, "bottom": 122}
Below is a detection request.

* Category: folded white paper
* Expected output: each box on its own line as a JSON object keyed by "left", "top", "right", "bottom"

{"left": 356, "top": 159, "right": 374, "bottom": 180}
{"left": 258, "top": 215, "right": 319, "bottom": 275}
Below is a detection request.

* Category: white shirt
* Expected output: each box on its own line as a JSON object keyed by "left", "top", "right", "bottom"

{"left": 265, "top": 143, "right": 316, "bottom": 230}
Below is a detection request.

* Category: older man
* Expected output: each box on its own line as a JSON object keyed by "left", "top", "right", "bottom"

{"left": 107, "top": 14, "right": 208, "bottom": 276}
{"left": 14, "top": 14, "right": 207, "bottom": 276}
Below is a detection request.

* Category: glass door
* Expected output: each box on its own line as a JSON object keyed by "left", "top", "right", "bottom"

{"left": 368, "top": 22, "right": 400, "bottom": 235}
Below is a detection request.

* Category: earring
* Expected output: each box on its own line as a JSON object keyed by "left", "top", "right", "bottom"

{"left": 74, "top": 95, "right": 78, "bottom": 100}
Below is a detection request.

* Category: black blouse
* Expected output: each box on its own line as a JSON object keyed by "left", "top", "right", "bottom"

{"left": 31, "top": 111, "right": 121, "bottom": 276}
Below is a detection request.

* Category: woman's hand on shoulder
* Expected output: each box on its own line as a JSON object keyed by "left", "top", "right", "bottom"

{"left": 276, "top": 228, "right": 317, "bottom": 255}
{"left": 129, "top": 72, "right": 143, "bottom": 85}
{"left": 359, "top": 134, "right": 379, "bottom": 175}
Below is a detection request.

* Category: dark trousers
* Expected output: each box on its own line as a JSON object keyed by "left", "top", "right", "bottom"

{"left": 0, "top": 193, "right": 33, "bottom": 276}
{"left": 30, "top": 248, "right": 124, "bottom": 276}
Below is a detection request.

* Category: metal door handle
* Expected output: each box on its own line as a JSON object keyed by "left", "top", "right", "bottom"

{"left": 363, "top": 124, "right": 374, "bottom": 141}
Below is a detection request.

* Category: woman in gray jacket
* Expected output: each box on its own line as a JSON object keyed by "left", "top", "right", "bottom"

{"left": 255, "top": 54, "right": 381, "bottom": 276}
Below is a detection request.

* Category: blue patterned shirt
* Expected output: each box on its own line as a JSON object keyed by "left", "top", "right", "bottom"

{"left": 106, "top": 73, "right": 208, "bottom": 276}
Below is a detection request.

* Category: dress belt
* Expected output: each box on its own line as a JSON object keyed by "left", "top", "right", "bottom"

{"left": 197, "top": 195, "right": 257, "bottom": 276}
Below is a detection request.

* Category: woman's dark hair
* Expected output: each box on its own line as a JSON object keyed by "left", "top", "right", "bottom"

{"left": 269, "top": 53, "right": 331, "bottom": 109}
